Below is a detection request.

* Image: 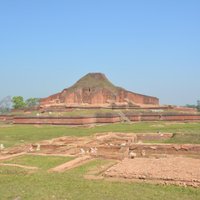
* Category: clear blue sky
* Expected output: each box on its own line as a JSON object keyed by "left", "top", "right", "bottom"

{"left": 0, "top": 0, "right": 199, "bottom": 105}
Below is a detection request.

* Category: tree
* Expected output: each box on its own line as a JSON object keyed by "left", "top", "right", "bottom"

{"left": 0, "top": 96, "right": 12, "bottom": 113}
{"left": 25, "top": 98, "right": 40, "bottom": 108}
{"left": 185, "top": 104, "right": 196, "bottom": 109}
{"left": 197, "top": 100, "right": 200, "bottom": 112}
{"left": 12, "top": 96, "right": 26, "bottom": 109}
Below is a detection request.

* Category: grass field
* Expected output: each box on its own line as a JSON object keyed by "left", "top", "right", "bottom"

{"left": 0, "top": 122, "right": 200, "bottom": 148}
{"left": 0, "top": 155, "right": 200, "bottom": 200}
{"left": 0, "top": 122, "right": 200, "bottom": 199}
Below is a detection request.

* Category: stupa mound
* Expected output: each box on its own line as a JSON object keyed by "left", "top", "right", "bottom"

{"left": 40, "top": 73, "right": 159, "bottom": 108}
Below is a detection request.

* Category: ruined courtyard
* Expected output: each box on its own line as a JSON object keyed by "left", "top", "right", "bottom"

{"left": 1, "top": 131, "right": 200, "bottom": 188}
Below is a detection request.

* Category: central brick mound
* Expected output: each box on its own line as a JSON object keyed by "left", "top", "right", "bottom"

{"left": 40, "top": 73, "right": 159, "bottom": 109}
{"left": 104, "top": 157, "right": 200, "bottom": 187}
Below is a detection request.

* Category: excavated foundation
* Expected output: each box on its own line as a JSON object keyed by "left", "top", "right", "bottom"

{"left": 1, "top": 132, "right": 200, "bottom": 187}
{"left": 2, "top": 132, "right": 200, "bottom": 158}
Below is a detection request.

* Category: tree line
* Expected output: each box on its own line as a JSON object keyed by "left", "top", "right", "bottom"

{"left": 0, "top": 96, "right": 40, "bottom": 113}
{"left": 185, "top": 100, "right": 200, "bottom": 112}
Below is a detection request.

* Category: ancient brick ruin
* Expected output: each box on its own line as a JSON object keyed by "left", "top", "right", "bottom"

{"left": 40, "top": 73, "right": 159, "bottom": 108}
{"left": 2, "top": 132, "right": 200, "bottom": 187}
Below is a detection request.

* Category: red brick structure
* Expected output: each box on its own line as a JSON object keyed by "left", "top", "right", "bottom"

{"left": 40, "top": 73, "right": 159, "bottom": 108}
{"left": 10, "top": 114, "right": 200, "bottom": 125}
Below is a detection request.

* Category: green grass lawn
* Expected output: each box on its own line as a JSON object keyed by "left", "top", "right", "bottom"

{"left": 1, "top": 122, "right": 200, "bottom": 199}
{"left": 2, "top": 155, "right": 73, "bottom": 171}
{"left": 0, "top": 156, "right": 200, "bottom": 200}
{"left": 0, "top": 122, "right": 200, "bottom": 148}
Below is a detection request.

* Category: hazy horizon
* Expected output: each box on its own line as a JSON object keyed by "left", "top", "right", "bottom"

{"left": 0, "top": 1, "right": 199, "bottom": 106}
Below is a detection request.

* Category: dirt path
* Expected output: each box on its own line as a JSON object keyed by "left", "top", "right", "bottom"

{"left": 0, "top": 163, "right": 38, "bottom": 170}
{"left": 28, "top": 152, "right": 76, "bottom": 157}
{"left": 0, "top": 153, "right": 26, "bottom": 161}
{"left": 49, "top": 156, "right": 93, "bottom": 172}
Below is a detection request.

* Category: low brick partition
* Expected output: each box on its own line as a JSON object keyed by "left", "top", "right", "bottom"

{"left": 13, "top": 115, "right": 121, "bottom": 125}
{"left": 161, "top": 114, "right": 200, "bottom": 121}
{"left": 1, "top": 113, "right": 200, "bottom": 125}
{"left": 127, "top": 114, "right": 200, "bottom": 122}
{"left": 0, "top": 115, "right": 14, "bottom": 123}
{"left": 129, "top": 143, "right": 200, "bottom": 156}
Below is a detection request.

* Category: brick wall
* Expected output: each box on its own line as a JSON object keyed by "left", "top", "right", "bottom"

{"left": 13, "top": 116, "right": 121, "bottom": 125}
{"left": 1, "top": 114, "right": 200, "bottom": 125}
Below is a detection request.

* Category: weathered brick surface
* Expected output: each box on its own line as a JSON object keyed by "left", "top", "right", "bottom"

{"left": 10, "top": 114, "right": 200, "bottom": 125}
{"left": 40, "top": 73, "right": 159, "bottom": 108}
{"left": 13, "top": 116, "right": 121, "bottom": 125}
